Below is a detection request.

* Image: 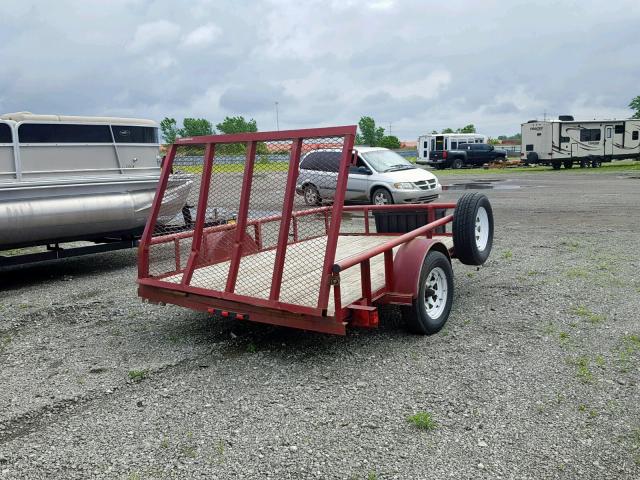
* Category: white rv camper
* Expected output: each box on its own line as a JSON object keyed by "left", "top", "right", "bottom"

{"left": 521, "top": 116, "right": 640, "bottom": 169}
{"left": 416, "top": 133, "right": 487, "bottom": 164}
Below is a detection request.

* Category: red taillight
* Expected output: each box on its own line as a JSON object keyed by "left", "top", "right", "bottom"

{"left": 443, "top": 150, "right": 448, "bottom": 159}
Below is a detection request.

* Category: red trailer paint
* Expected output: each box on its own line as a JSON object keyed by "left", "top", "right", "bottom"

{"left": 137, "top": 126, "right": 494, "bottom": 335}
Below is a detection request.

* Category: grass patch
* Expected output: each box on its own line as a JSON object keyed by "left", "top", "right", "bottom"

{"left": 502, "top": 250, "right": 513, "bottom": 260}
{"left": 246, "top": 342, "right": 257, "bottom": 353}
{"left": 571, "top": 305, "right": 605, "bottom": 324}
{"left": 128, "top": 369, "right": 149, "bottom": 383}
{"left": 560, "top": 239, "right": 580, "bottom": 250}
{"left": 566, "top": 267, "right": 588, "bottom": 279}
{"left": 571, "top": 357, "right": 594, "bottom": 383}
{"left": 618, "top": 334, "right": 640, "bottom": 371}
{"left": 0, "top": 334, "right": 11, "bottom": 351}
{"left": 181, "top": 445, "right": 197, "bottom": 458}
{"left": 367, "top": 471, "right": 379, "bottom": 480}
{"left": 177, "top": 161, "right": 289, "bottom": 175}
{"left": 407, "top": 411, "right": 438, "bottom": 431}
{"left": 543, "top": 322, "right": 556, "bottom": 335}
{"left": 559, "top": 331, "right": 570, "bottom": 344}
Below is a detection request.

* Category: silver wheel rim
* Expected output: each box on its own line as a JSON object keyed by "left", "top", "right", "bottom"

{"left": 424, "top": 266, "right": 448, "bottom": 319}
{"left": 374, "top": 191, "right": 389, "bottom": 205}
{"left": 475, "top": 206, "right": 489, "bottom": 251}
{"left": 304, "top": 187, "right": 317, "bottom": 204}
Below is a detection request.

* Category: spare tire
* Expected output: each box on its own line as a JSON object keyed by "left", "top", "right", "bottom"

{"left": 453, "top": 193, "right": 494, "bottom": 265}
{"left": 527, "top": 152, "right": 539, "bottom": 164}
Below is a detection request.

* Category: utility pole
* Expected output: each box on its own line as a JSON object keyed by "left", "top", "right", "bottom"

{"left": 275, "top": 101, "right": 280, "bottom": 131}
{"left": 543, "top": 110, "right": 547, "bottom": 121}
{"left": 389, "top": 121, "right": 392, "bottom": 136}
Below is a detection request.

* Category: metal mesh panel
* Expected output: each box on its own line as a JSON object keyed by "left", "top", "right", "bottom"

{"left": 143, "top": 133, "right": 352, "bottom": 310}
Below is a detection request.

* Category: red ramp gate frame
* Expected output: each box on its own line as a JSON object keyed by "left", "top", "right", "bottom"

{"left": 137, "top": 125, "right": 455, "bottom": 335}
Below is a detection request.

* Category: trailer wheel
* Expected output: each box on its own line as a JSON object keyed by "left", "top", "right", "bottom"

{"left": 551, "top": 161, "right": 561, "bottom": 170}
{"left": 591, "top": 158, "right": 602, "bottom": 168}
{"left": 580, "top": 159, "right": 588, "bottom": 168}
{"left": 452, "top": 158, "right": 464, "bottom": 169}
{"left": 563, "top": 160, "right": 573, "bottom": 169}
{"left": 452, "top": 193, "right": 494, "bottom": 266}
{"left": 303, "top": 184, "right": 322, "bottom": 206}
{"left": 402, "top": 250, "right": 454, "bottom": 335}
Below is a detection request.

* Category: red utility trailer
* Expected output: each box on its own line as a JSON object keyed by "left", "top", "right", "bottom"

{"left": 137, "top": 126, "right": 493, "bottom": 335}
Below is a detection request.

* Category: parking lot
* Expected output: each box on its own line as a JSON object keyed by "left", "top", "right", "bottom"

{"left": 1, "top": 166, "right": 639, "bottom": 479}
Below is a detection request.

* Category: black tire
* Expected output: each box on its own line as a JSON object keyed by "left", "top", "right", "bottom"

{"left": 527, "top": 152, "right": 539, "bottom": 165}
{"left": 371, "top": 187, "right": 394, "bottom": 205}
{"left": 435, "top": 164, "right": 447, "bottom": 170}
{"left": 452, "top": 193, "right": 494, "bottom": 266}
{"left": 451, "top": 158, "right": 464, "bottom": 169}
{"left": 551, "top": 161, "right": 561, "bottom": 170}
{"left": 591, "top": 158, "right": 602, "bottom": 168}
{"left": 302, "top": 184, "right": 321, "bottom": 206}
{"left": 401, "top": 250, "right": 454, "bottom": 335}
{"left": 580, "top": 159, "right": 588, "bottom": 168}
{"left": 563, "top": 160, "right": 573, "bottom": 169}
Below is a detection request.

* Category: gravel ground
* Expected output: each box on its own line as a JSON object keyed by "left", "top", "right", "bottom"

{"left": 1, "top": 168, "right": 639, "bottom": 479}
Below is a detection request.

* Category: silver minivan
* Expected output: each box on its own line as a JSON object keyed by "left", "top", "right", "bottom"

{"left": 296, "top": 147, "right": 442, "bottom": 205}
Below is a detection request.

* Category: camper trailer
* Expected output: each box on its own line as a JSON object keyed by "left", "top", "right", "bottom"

{"left": 416, "top": 133, "right": 488, "bottom": 165}
{"left": 521, "top": 116, "right": 640, "bottom": 169}
{"left": 0, "top": 112, "right": 192, "bottom": 265}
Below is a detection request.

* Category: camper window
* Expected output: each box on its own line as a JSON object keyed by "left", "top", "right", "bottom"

{"left": 579, "top": 129, "right": 601, "bottom": 142}
{"left": 633, "top": 131, "right": 639, "bottom": 141}
{"left": 0, "top": 124, "right": 11, "bottom": 143}
{"left": 560, "top": 136, "right": 570, "bottom": 143}
{"left": 526, "top": 144, "right": 534, "bottom": 152}
{"left": 615, "top": 125, "right": 624, "bottom": 134}
{"left": 112, "top": 126, "right": 158, "bottom": 144}
{"left": 19, "top": 123, "right": 112, "bottom": 143}
{"left": 451, "top": 141, "right": 458, "bottom": 149}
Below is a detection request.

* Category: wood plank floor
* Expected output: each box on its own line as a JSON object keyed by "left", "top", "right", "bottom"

{"left": 163, "top": 235, "right": 453, "bottom": 316}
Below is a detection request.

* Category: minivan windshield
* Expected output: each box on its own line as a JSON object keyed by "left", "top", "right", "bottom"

{"left": 361, "top": 150, "right": 415, "bottom": 173}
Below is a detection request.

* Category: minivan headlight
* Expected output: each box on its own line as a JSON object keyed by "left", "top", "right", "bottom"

{"left": 393, "top": 182, "right": 415, "bottom": 190}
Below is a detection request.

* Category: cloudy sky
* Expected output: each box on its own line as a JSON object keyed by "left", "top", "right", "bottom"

{"left": 1, "top": 0, "right": 638, "bottom": 139}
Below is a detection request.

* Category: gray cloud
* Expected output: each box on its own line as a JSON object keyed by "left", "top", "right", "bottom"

{"left": 1, "top": 0, "right": 638, "bottom": 138}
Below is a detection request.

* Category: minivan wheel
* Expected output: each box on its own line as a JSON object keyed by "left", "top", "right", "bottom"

{"left": 303, "top": 184, "right": 321, "bottom": 206}
{"left": 372, "top": 188, "right": 393, "bottom": 205}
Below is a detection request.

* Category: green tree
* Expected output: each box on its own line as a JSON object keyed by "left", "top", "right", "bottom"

{"left": 457, "top": 124, "right": 476, "bottom": 134}
{"left": 215, "top": 116, "right": 267, "bottom": 155}
{"left": 431, "top": 130, "right": 438, "bottom": 134}
{"left": 629, "top": 95, "right": 640, "bottom": 119}
{"left": 180, "top": 118, "right": 214, "bottom": 137}
{"left": 441, "top": 128, "right": 454, "bottom": 134}
{"left": 357, "top": 116, "right": 385, "bottom": 146}
{"left": 160, "top": 117, "right": 179, "bottom": 143}
{"left": 216, "top": 116, "right": 258, "bottom": 134}
{"left": 379, "top": 135, "right": 401, "bottom": 149}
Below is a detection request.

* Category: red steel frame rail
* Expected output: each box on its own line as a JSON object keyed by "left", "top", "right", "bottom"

{"left": 138, "top": 126, "right": 357, "bottom": 320}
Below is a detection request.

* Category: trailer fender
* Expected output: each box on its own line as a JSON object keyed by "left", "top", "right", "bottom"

{"left": 393, "top": 237, "right": 451, "bottom": 298}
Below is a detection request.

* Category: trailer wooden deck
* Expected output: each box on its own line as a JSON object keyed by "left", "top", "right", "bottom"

{"left": 163, "top": 234, "right": 453, "bottom": 316}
